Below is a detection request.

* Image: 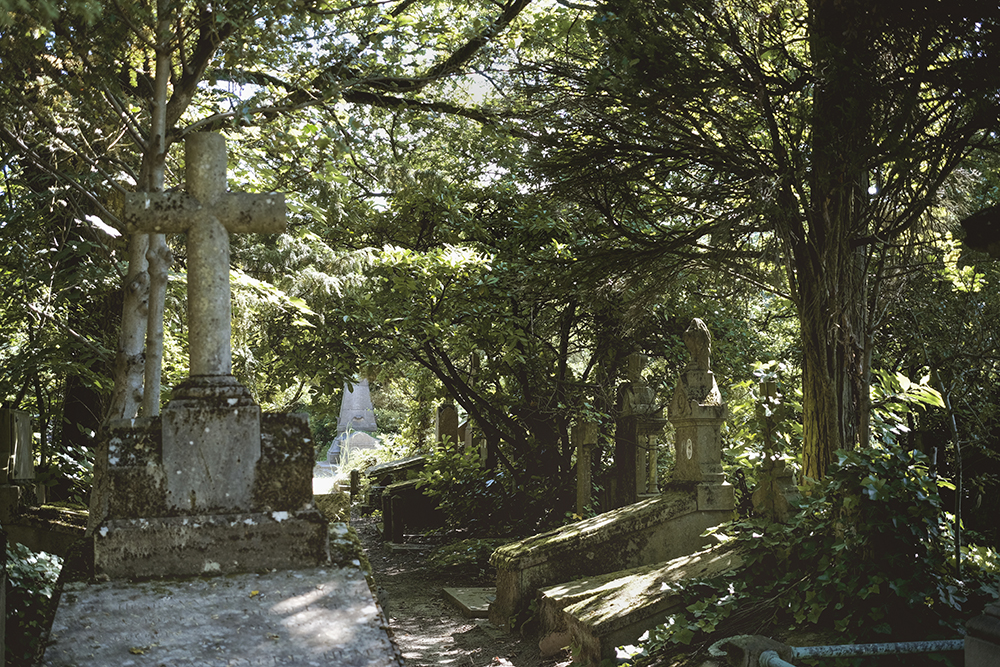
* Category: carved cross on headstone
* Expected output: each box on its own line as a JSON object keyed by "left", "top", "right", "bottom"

{"left": 124, "top": 132, "right": 285, "bottom": 378}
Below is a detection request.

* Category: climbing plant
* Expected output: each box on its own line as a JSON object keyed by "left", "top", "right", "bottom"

{"left": 632, "top": 447, "right": 1000, "bottom": 665}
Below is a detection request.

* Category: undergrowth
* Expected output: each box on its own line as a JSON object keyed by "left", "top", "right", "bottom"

{"left": 6, "top": 541, "right": 63, "bottom": 664}
{"left": 629, "top": 447, "right": 1000, "bottom": 666}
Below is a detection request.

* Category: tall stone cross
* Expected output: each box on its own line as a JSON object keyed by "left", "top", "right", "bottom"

{"left": 122, "top": 132, "right": 285, "bottom": 512}
{"left": 124, "top": 132, "right": 285, "bottom": 379}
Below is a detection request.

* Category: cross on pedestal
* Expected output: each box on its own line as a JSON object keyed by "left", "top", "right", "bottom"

{"left": 123, "top": 133, "right": 286, "bottom": 512}
{"left": 124, "top": 132, "right": 285, "bottom": 378}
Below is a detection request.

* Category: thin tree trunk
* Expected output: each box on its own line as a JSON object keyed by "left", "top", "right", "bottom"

{"left": 142, "top": 6, "right": 175, "bottom": 416}
{"left": 106, "top": 233, "right": 149, "bottom": 421}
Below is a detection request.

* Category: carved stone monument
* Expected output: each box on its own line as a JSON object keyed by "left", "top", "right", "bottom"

{"left": 337, "top": 378, "right": 378, "bottom": 435}
{"left": 668, "top": 318, "right": 734, "bottom": 510}
{"left": 88, "top": 133, "right": 328, "bottom": 579}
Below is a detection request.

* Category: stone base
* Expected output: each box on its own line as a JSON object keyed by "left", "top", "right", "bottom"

{"left": 966, "top": 602, "right": 1000, "bottom": 667}
{"left": 93, "top": 509, "right": 329, "bottom": 579}
{"left": 697, "top": 482, "right": 735, "bottom": 511}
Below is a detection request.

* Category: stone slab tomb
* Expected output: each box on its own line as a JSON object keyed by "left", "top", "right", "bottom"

{"left": 537, "top": 545, "right": 742, "bottom": 665}
{"left": 488, "top": 319, "right": 736, "bottom": 658}
{"left": 87, "top": 133, "right": 328, "bottom": 578}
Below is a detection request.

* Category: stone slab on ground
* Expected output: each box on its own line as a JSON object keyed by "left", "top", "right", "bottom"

{"left": 43, "top": 566, "right": 403, "bottom": 667}
{"left": 442, "top": 587, "right": 495, "bottom": 618}
{"left": 537, "top": 544, "right": 742, "bottom": 667}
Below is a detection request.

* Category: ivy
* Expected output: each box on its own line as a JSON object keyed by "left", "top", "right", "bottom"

{"left": 634, "top": 447, "right": 1000, "bottom": 664}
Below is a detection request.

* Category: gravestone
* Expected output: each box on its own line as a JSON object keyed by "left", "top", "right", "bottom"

{"left": 668, "top": 318, "right": 734, "bottom": 510}
{"left": 575, "top": 421, "right": 599, "bottom": 516}
{"left": 490, "top": 319, "right": 735, "bottom": 630}
{"left": 436, "top": 400, "right": 460, "bottom": 447}
{"left": 0, "top": 409, "right": 33, "bottom": 522}
{"left": 88, "top": 133, "right": 328, "bottom": 579}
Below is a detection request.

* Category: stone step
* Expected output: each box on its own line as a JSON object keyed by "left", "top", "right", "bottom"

{"left": 537, "top": 544, "right": 743, "bottom": 667}
{"left": 443, "top": 587, "right": 496, "bottom": 618}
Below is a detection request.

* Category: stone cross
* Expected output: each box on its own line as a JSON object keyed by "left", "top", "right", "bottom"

{"left": 124, "top": 132, "right": 285, "bottom": 378}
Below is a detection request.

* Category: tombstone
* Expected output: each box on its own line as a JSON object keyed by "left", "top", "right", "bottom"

{"left": 0, "top": 408, "right": 33, "bottom": 483}
{"left": 490, "top": 318, "right": 737, "bottom": 650}
{"left": 667, "top": 319, "right": 734, "bottom": 510}
{"left": 575, "top": 421, "right": 599, "bottom": 516}
{"left": 337, "top": 378, "right": 377, "bottom": 435}
{"left": 436, "top": 400, "right": 460, "bottom": 447}
{"left": 0, "top": 409, "right": 33, "bottom": 522}
{"left": 88, "top": 133, "right": 328, "bottom": 579}
{"left": 618, "top": 353, "right": 666, "bottom": 504}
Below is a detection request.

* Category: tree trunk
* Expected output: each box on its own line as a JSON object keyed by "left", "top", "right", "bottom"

{"left": 107, "top": 3, "right": 173, "bottom": 422}
{"left": 797, "top": 0, "right": 874, "bottom": 481}
{"left": 106, "top": 233, "right": 149, "bottom": 421}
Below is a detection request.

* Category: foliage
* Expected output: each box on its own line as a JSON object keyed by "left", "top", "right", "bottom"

{"left": 636, "top": 447, "right": 999, "bottom": 663}
{"left": 521, "top": 0, "right": 1000, "bottom": 480}
{"left": 5, "top": 542, "right": 63, "bottom": 664}
{"left": 428, "top": 537, "right": 510, "bottom": 574}
{"left": 416, "top": 440, "right": 572, "bottom": 535}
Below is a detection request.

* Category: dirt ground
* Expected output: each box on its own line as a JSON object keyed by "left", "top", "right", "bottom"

{"left": 353, "top": 515, "right": 574, "bottom": 667}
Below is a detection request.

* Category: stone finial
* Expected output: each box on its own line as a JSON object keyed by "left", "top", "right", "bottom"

{"left": 683, "top": 318, "right": 712, "bottom": 371}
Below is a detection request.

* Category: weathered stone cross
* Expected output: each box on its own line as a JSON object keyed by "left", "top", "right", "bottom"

{"left": 124, "top": 132, "right": 285, "bottom": 378}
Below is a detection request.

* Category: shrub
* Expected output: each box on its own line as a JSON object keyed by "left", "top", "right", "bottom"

{"left": 6, "top": 541, "right": 63, "bottom": 664}
{"left": 636, "top": 447, "right": 1000, "bottom": 663}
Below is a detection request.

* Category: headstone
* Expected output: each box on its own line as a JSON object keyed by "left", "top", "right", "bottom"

{"left": 0, "top": 408, "right": 33, "bottom": 483}
{"left": 618, "top": 353, "right": 666, "bottom": 502}
{"left": 0, "top": 409, "right": 32, "bottom": 522}
{"left": 88, "top": 133, "right": 327, "bottom": 579}
{"left": 667, "top": 319, "right": 734, "bottom": 510}
{"left": 337, "top": 379, "right": 377, "bottom": 435}
{"left": 575, "top": 421, "right": 599, "bottom": 516}
{"left": 436, "top": 401, "right": 460, "bottom": 447}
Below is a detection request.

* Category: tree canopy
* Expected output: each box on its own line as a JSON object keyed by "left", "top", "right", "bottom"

{"left": 1, "top": 0, "right": 1000, "bottom": 544}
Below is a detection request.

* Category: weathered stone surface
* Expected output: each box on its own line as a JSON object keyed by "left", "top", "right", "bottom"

{"left": 43, "top": 565, "right": 401, "bottom": 667}
{"left": 92, "top": 509, "right": 329, "bottom": 579}
{"left": 89, "top": 410, "right": 324, "bottom": 578}
{"left": 125, "top": 133, "right": 285, "bottom": 379}
{"left": 488, "top": 489, "right": 731, "bottom": 628}
{"left": 966, "top": 602, "right": 1000, "bottom": 667}
{"left": 537, "top": 545, "right": 743, "bottom": 666}
{"left": 162, "top": 377, "right": 261, "bottom": 512}
{"left": 436, "top": 401, "right": 460, "bottom": 446}
{"left": 255, "top": 413, "right": 316, "bottom": 512}
{"left": 338, "top": 379, "right": 378, "bottom": 434}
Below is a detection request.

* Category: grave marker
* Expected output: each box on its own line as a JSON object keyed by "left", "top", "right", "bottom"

{"left": 89, "top": 133, "right": 327, "bottom": 578}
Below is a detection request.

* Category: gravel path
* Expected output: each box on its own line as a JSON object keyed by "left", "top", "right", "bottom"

{"left": 354, "top": 516, "right": 572, "bottom": 667}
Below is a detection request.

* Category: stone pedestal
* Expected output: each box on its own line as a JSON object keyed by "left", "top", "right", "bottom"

{"left": 667, "top": 357, "right": 734, "bottom": 512}
{"left": 162, "top": 376, "right": 260, "bottom": 512}
{"left": 575, "top": 422, "right": 598, "bottom": 515}
{"left": 90, "top": 408, "right": 328, "bottom": 579}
